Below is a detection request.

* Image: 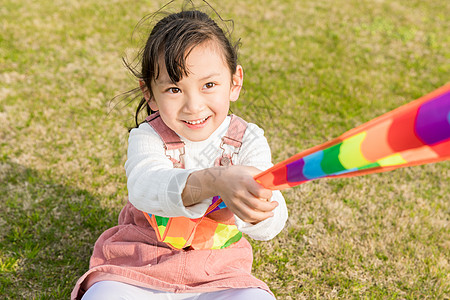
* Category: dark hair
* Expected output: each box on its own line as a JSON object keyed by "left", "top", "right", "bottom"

{"left": 124, "top": 2, "right": 240, "bottom": 129}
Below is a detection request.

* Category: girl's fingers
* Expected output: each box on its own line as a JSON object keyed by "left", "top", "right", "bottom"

{"left": 234, "top": 205, "right": 274, "bottom": 224}
{"left": 229, "top": 192, "right": 277, "bottom": 223}
{"left": 246, "top": 197, "right": 278, "bottom": 212}
{"left": 238, "top": 188, "right": 277, "bottom": 212}
{"left": 247, "top": 179, "right": 273, "bottom": 199}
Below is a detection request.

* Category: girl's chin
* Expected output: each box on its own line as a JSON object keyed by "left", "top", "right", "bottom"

{"left": 181, "top": 125, "right": 215, "bottom": 142}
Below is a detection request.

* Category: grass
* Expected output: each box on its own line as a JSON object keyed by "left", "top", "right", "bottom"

{"left": 1, "top": 0, "right": 449, "bottom": 298}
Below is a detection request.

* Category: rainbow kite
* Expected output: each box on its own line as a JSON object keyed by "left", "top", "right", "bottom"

{"left": 255, "top": 83, "right": 450, "bottom": 190}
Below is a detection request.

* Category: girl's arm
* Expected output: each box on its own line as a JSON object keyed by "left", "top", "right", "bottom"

{"left": 228, "top": 123, "right": 288, "bottom": 240}
{"left": 183, "top": 123, "right": 288, "bottom": 240}
{"left": 126, "top": 120, "right": 288, "bottom": 240}
{"left": 182, "top": 166, "right": 278, "bottom": 224}
{"left": 125, "top": 123, "right": 212, "bottom": 218}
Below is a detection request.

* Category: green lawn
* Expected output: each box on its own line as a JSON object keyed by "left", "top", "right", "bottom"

{"left": 1, "top": 0, "right": 449, "bottom": 298}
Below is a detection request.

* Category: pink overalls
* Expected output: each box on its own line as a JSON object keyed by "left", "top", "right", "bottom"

{"left": 71, "top": 113, "right": 272, "bottom": 299}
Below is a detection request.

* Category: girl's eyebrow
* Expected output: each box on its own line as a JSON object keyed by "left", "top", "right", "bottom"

{"left": 155, "top": 77, "right": 176, "bottom": 86}
{"left": 199, "top": 73, "right": 221, "bottom": 81}
{"left": 156, "top": 73, "right": 221, "bottom": 85}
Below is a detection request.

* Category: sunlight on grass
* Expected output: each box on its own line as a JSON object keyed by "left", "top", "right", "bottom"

{"left": 1, "top": 0, "right": 449, "bottom": 298}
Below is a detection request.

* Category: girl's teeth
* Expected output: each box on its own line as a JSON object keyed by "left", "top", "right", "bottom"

{"left": 186, "top": 117, "right": 208, "bottom": 125}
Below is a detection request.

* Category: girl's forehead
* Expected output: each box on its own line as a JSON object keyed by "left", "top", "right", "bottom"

{"left": 186, "top": 42, "right": 226, "bottom": 64}
{"left": 154, "top": 42, "right": 230, "bottom": 83}
{"left": 159, "top": 41, "right": 225, "bottom": 66}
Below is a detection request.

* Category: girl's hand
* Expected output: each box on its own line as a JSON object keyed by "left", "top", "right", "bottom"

{"left": 182, "top": 166, "right": 278, "bottom": 224}
{"left": 214, "top": 166, "right": 278, "bottom": 224}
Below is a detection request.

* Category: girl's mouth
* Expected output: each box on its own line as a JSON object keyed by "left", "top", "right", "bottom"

{"left": 183, "top": 116, "right": 210, "bottom": 128}
{"left": 183, "top": 116, "right": 209, "bottom": 125}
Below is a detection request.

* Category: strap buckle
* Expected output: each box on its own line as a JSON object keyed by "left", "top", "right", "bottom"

{"left": 164, "top": 141, "right": 185, "bottom": 168}
{"left": 218, "top": 137, "right": 242, "bottom": 166}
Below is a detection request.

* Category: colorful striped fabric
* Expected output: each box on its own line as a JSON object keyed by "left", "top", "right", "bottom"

{"left": 144, "top": 211, "right": 242, "bottom": 250}
{"left": 207, "top": 196, "right": 227, "bottom": 214}
{"left": 255, "top": 84, "right": 450, "bottom": 190}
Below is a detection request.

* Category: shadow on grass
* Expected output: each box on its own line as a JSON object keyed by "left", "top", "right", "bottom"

{"left": 0, "top": 158, "right": 119, "bottom": 299}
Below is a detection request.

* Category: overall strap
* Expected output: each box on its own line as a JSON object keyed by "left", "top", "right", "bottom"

{"left": 145, "top": 112, "right": 185, "bottom": 168}
{"left": 144, "top": 113, "right": 248, "bottom": 168}
{"left": 216, "top": 114, "right": 248, "bottom": 166}
{"left": 208, "top": 115, "right": 248, "bottom": 215}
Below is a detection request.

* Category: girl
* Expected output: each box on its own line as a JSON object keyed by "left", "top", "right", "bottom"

{"left": 72, "top": 4, "right": 288, "bottom": 300}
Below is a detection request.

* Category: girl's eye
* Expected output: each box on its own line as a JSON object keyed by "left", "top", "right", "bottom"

{"left": 167, "top": 87, "right": 181, "bottom": 94}
{"left": 203, "top": 82, "right": 216, "bottom": 89}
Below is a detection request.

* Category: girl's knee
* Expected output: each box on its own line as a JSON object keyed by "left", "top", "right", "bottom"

{"left": 199, "top": 288, "right": 276, "bottom": 300}
{"left": 81, "top": 281, "right": 137, "bottom": 300}
{"left": 233, "top": 288, "right": 276, "bottom": 300}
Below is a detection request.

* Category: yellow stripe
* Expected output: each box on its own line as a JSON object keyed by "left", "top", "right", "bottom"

{"left": 339, "top": 132, "right": 371, "bottom": 169}
{"left": 157, "top": 225, "right": 166, "bottom": 238}
{"left": 212, "top": 224, "right": 240, "bottom": 249}
{"left": 377, "top": 153, "right": 407, "bottom": 166}
{"left": 163, "top": 236, "right": 187, "bottom": 249}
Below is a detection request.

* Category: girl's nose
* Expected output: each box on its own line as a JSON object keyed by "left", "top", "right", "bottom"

{"left": 183, "top": 93, "right": 204, "bottom": 113}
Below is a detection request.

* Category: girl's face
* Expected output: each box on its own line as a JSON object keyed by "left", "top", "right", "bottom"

{"left": 144, "top": 42, "right": 243, "bottom": 142}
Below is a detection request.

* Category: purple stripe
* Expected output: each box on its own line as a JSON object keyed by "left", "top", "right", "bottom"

{"left": 415, "top": 91, "right": 450, "bottom": 145}
{"left": 207, "top": 196, "right": 222, "bottom": 214}
{"left": 286, "top": 158, "right": 309, "bottom": 182}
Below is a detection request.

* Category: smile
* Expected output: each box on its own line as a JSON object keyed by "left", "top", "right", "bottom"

{"left": 184, "top": 116, "right": 210, "bottom": 125}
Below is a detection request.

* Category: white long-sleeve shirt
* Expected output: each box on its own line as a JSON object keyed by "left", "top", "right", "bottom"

{"left": 125, "top": 115, "right": 288, "bottom": 241}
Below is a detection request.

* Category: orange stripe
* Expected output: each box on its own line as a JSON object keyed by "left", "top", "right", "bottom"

{"left": 360, "top": 119, "right": 394, "bottom": 161}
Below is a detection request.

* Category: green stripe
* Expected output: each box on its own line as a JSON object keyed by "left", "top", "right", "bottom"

{"left": 221, "top": 232, "right": 242, "bottom": 249}
{"left": 320, "top": 143, "right": 346, "bottom": 174}
{"left": 154, "top": 215, "right": 169, "bottom": 227}
{"left": 358, "top": 162, "right": 380, "bottom": 170}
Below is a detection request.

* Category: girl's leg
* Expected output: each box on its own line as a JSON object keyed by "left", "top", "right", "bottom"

{"left": 82, "top": 281, "right": 275, "bottom": 300}
{"left": 198, "top": 288, "right": 276, "bottom": 300}
{"left": 81, "top": 281, "right": 202, "bottom": 300}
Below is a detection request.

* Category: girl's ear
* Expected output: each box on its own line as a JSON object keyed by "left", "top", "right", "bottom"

{"left": 139, "top": 80, "right": 150, "bottom": 101}
{"left": 139, "top": 80, "right": 158, "bottom": 111}
{"left": 230, "top": 65, "right": 243, "bottom": 102}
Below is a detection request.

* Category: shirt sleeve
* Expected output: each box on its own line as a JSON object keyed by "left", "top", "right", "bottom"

{"left": 125, "top": 123, "right": 210, "bottom": 218}
{"left": 233, "top": 123, "right": 289, "bottom": 241}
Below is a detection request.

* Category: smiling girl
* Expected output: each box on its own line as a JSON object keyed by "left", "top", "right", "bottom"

{"left": 72, "top": 4, "right": 287, "bottom": 300}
